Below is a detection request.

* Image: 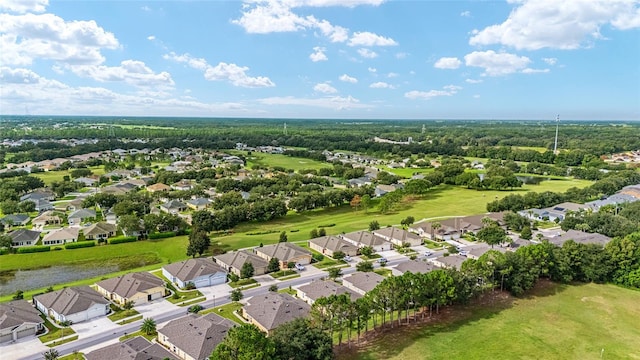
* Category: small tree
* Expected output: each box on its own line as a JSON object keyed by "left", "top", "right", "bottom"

{"left": 12, "top": 290, "right": 24, "bottom": 300}
{"left": 400, "top": 216, "right": 415, "bottom": 228}
{"left": 43, "top": 349, "right": 59, "bottom": 360}
{"left": 360, "top": 246, "right": 374, "bottom": 258}
{"left": 267, "top": 257, "right": 281, "bottom": 273}
{"left": 333, "top": 251, "right": 346, "bottom": 261}
{"left": 140, "top": 317, "right": 157, "bottom": 336}
{"left": 356, "top": 261, "right": 374, "bottom": 272}
{"left": 268, "top": 284, "right": 278, "bottom": 292}
{"left": 368, "top": 220, "right": 380, "bottom": 231}
{"left": 318, "top": 228, "right": 327, "bottom": 237}
{"left": 309, "top": 228, "right": 319, "bottom": 238}
{"left": 520, "top": 225, "right": 532, "bottom": 240}
{"left": 231, "top": 288, "right": 244, "bottom": 302}
{"left": 228, "top": 273, "right": 240, "bottom": 282}
{"left": 122, "top": 300, "right": 134, "bottom": 310}
{"left": 188, "top": 304, "right": 204, "bottom": 313}
{"left": 327, "top": 267, "right": 343, "bottom": 279}
{"left": 287, "top": 262, "right": 296, "bottom": 270}
{"left": 241, "top": 262, "right": 255, "bottom": 279}
{"left": 279, "top": 231, "right": 288, "bottom": 242}
{"left": 361, "top": 194, "right": 371, "bottom": 213}
{"left": 350, "top": 195, "right": 361, "bottom": 210}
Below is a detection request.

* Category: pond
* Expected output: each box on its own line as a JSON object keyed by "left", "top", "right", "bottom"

{"left": 0, "top": 265, "right": 119, "bottom": 296}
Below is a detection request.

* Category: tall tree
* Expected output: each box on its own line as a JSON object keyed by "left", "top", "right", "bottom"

{"left": 476, "top": 224, "right": 507, "bottom": 248}
{"left": 271, "top": 318, "right": 333, "bottom": 360}
{"left": 240, "top": 262, "right": 254, "bottom": 279}
{"left": 267, "top": 257, "right": 281, "bottom": 273}
{"left": 187, "top": 229, "right": 211, "bottom": 257}
{"left": 211, "top": 324, "right": 276, "bottom": 360}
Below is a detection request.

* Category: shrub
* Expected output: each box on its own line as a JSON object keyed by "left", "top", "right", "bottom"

{"left": 188, "top": 304, "right": 203, "bottom": 313}
{"left": 52, "top": 247, "right": 63, "bottom": 251}
{"left": 108, "top": 236, "right": 137, "bottom": 244}
{"left": 148, "top": 231, "right": 176, "bottom": 239}
{"left": 184, "top": 282, "right": 196, "bottom": 290}
{"left": 311, "top": 253, "right": 325, "bottom": 263}
{"left": 318, "top": 224, "right": 335, "bottom": 228}
{"left": 65, "top": 241, "right": 95, "bottom": 249}
{"left": 17, "top": 245, "right": 50, "bottom": 253}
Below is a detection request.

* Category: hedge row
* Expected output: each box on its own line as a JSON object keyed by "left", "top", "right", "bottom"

{"left": 148, "top": 231, "right": 175, "bottom": 239}
{"left": 17, "top": 245, "right": 51, "bottom": 253}
{"left": 65, "top": 241, "right": 96, "bottom": 249}
{"left": 108, "top": 236, "right": 137, "bottom": 244}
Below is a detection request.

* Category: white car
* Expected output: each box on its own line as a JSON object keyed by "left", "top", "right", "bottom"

{"left": 343, "top": 255, "right": 352, "bottom": 262}
{"left": 459, "top": 250, "right": 468, "bottom": 257}
{"left": 424, "top": 251, "right": 432, "bottom": 257}
{"left": 377, "top": 258, "right": 388, "bottom": 264}
{"left": 295, "top": 263, "right": 305, "bottom": 271}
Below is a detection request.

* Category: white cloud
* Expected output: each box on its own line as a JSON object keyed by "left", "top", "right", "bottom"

{"left": 522, "top": 68, "right": 550, "bottom": 74}
{"left": 348, "top": 31, "right": 398, "bottom": 46}
{"left": 0, "top": 12, "right": 119, "bottom": 66}
{"left": 309, "top": 46, "right": 328, "bottom": 62}
{"left": 460, "top": 10, "right": 471, "bottom": 17}
{"left": 464, "top": 50, "right": 531, "bottom": 76}
{"left": 473, "top": 94, "right": 481, "bottom": 99}
{"left": 0, "top": 0, "right": 48, "bottom": 14}
{"left": 395, "top": 52, "right": 408, "bottom": 59}
{"left": 339, "top": 74, "right": 358, "bottom": 83}
{"left": 469, "top": 0, "right": 640, "bottom": 50}
{"left": 357, "top": 48, "right": 378, "bottom": 58}
{"left": 313, "top": 82, "right": 338, "bottom": 93}
{"left": 313, "top": 19, "right": 349, "bottom": 42}
{"left": 404, "top": 85, "right": 462, "bottom": 100}
{"left": 141, "top": 5, "right": 151, "bottom": 12}
{"left": 543, "top": 57, "right": 558, "bottom": 65}
{"left": 165, "top": 52, "right": 275, "bottom": 88}
{"left": 293, "top": 0, "right": 385, "bottom": 7}
{"left": 434, "top": 57, "right": 462, "bottom": 69}
{"left": 69, "top": 60, "right": 175, "bottom": 88}
{"left": 387, "top": 72, "right": 398, "bottom": 78}
{"left": 258, "top": 95, "right": 371, "bottom": 110}
{"left": 465, "top": 78, "right": 483, "bottom": 84}
{"left": 147, "top": 35, "right": 156, "bottom": 41}
{"left": 370, "top": 81, "right": 395, "bottom": 89}
{"left": 368, "top": 67, "right": 377, "bottom": 73}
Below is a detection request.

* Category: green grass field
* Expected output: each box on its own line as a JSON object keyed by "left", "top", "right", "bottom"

{"left": 33, "top": 166, "right": 105, "bottom": 185}
{"left": 230, "top": 151, "right": 332, "bottom": 171}
{"left": 339, "top": 282, "right": 640, "bottom": 360}
{"left": 382, "top": 167, "right": 435, "bottom": 178}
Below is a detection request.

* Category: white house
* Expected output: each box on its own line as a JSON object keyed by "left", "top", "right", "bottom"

{"left": 162, "top": 258, "right": 227, "bottom": 289}
{"left": 33, "top": 286, "right": 110, "bottom": 324}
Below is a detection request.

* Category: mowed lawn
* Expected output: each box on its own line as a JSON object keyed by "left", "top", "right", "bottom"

{"left": 340, "top": 282, "right": 640, "bottom": 360}
{"left": 232, "top": 151, "right": 332, "bottom": 171}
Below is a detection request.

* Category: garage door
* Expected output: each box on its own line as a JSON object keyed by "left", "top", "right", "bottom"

{"left": 16, "top": 327, "right": 35, "bottom": 339}
{"left": 194, "top": 278, "right": 210, "bottom": 288}
{"left": 0, "top": 332, "right": 13, "bottom": 343}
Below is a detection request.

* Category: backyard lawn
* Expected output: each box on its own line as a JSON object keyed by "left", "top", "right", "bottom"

{"left": 338, "top": 282, "right": 640, "bottom": 360}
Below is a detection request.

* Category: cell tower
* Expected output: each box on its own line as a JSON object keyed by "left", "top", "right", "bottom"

{"left": 421, "top": 124, "right": 426, "bottom": 134}
{"left": 553, "top": 114, "right": 560, "bottom": 154}
{"left": 283, "top": 122, "right": 288, "bottom": 136}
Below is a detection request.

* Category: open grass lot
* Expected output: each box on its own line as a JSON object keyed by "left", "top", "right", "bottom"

{"left": 382, "top": 167, "right": 434, "bottom": 178}
{"left": 231, "top": 151, "right": 332, "bottom": 171}
{"left": 338, "top": 282, "right": 640, "bottom": 360}
{"left": 33, "top": 166, "right": 105, "bottom": 185}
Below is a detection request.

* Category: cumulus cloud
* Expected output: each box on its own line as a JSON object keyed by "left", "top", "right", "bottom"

{"left": 309, "top": 46, "right": 328, "bottom": 62}
{"left": 395, "top": 52, "right": 408, "bottom": 59}
{"left": 357, "top": 48, "right": 378, "bottom": 58}
{"left": 387, "top": 72, "right": 398, "bottom": 78}
{"left": 522, "top": 68, "right": 550, "bottom": 74}
{"left": 464, "top": 50, "right": 531, "bottom": 76}
{"left": 465, "top": 78, "right": 483, "bottom": 84}
{"left": 368, "top": 67, "right": 377, "bottom": 73}
{"left": 404, "top": 85, "right": 462, "bottom": 100}
{"left": 348, "top": 31, "right": 397, "bottom": 46}
{"left": 164, "top": 52, "right": 274, "bottom": 88}
{"left": 434, "top": 57, "right": 462, "bottom": 69}
{"left": 339, "top": 74, "right": 358, "bottom": 83}
{"left": 0, "top": 0, "right": 48, "bottom": 14}
{"left": 469, "top": 0, "right": 640, "bottom": 50}
{"left": 69, "top": 60, "right": 175, "bottom": 88}
{"left": 147, "top": 35, "right": 156, "bottom": 41}
{"left": 369, "top": 81, "right": 395, "bottom": 89}
{"left": 0, "top": 12, "right": 119, "bottom": 66}
{"left": 313, "top": 82, "right": 338, "bottom": 93}
{"left": 543, "top": 57, "right": 558, "bottom": 65}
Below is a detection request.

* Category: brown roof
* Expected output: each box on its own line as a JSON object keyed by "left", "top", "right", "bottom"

{"left": 308, "top": 236, "right": 358, "bottom": 254}
{"left": 163, "top": 258, "right": 226, "bottom": 283}
{"left": 96, "top": 272, "right": 164, "bottom": 299}
{"left": 254, "top": 242, "right": 311, "bottom": 262}
{"left": 373, "top": 227, "right": 421, "bottom": 242}
{"left": 85, "top": 336, "right": 177, "bottom": 360}
{"left": 243, "top": 293, "right": 310, "bottom": 331}
{"left": 158, "top": 313, "right": 234, "bottom": 360}
{"left": 33, "top": 286, "right": 108, "bottom": 316}
{"left": 297, "top": 279, "right": 362, "bottom": 302}
{"left": 147, "top": 183, "right": 171, "bottom": 192}
{"left": 214, "top": 250, "right": 268, "bottom": 270}
{"left": 0, "top": 300, "right": 43, "bottom": 332}
{"left": 341, "top": 231, "right": 390, "bottom": 247}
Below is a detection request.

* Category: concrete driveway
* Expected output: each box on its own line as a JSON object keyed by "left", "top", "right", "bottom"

{"left": 71, "top": 316, "right": 118, "bottom": 339}
{"left": 2, "top": 336, "right": 47, "bottom": 360}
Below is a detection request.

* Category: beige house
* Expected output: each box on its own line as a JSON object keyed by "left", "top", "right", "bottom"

{"left": 85, "top": 336, "right": 177, "bottom": 360}
{"left": 214, "top": 250, "right": 269, "bottom": 277}
{"left": 146, "top": 183, "right": 171, "bottom": 193}
{"left": 33, "top": 286, "right": 110, "bottom": 324}
{"left": 158, "top": 313, "right": 234, "bottom": 360}
{"left": 254, "top": 242, "right": 312, "bottom": 270}
{"left": 430, "top": 255, "right": 468, "bottom": 270}
{"left": 296, "top": 279, "right": 362, "bottom": 306}
{"left": 373, "top": 227, "right": 422, "bottom": 247}
{"left": 341, "top": 231, "right": 393, "bottom": 252}
{"left": 342, "top": 272, "right": 385, "bottom": 296}
{"left": 32, "top": 211, "right": 62, "bottom": 228}
{"left": 0, "top": 300, "right": 44, "bottom": 344}
{"left": 83, "top": 222, "right": 117, "bottom": 241}
{"left": 308, "top": 236, "right": 358, "bottom": 257}
{"left": 42, "top": 227, "right": 79, "bottom": 246}
{"left": 96, "top": 272, "right": 165, "bottom": 306}
{"left": 242, "top": 293, "right": 310, "bottom": 334}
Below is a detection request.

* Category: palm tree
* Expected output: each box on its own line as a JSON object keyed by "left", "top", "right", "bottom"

{"left": 59, "top": 320, "right": 71, "bottom": 340}
{"left": 42, "top": 349, "right": 59, "bottom": 360}
{"left": 431, "top": 222, "right": 441, "bottom": 241}
{"left": 140, "top": 317, "right": 157, "bottom": 336}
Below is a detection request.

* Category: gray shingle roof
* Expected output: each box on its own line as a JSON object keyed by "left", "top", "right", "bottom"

{"left": 83, "top": 222, "right": 117, "bottom": 237}
{"left": 33, "top": 286, "right": 108, "bottom": 316}
{"left": 158, "top": 313, "right": 234, "bottom": 360}
{"left": 85, "top": 335, "right": 177, "bottom": 360}
{"left": 163, "top": 258, "right": 226, "bottom": 284}
{"left": 0, "top": 300, "right": 43, "bottom": 332}
{"left": 96, "top": 272, "right": 164, "bottom": 299}
{"left": 214, "top": 250, "right": 268, "bottom": 270}
{"left": 546, "top": 230, "right": 612, "bottom": 247}
{"left": 254, "top": 242, "right": 311, "bottom": 262}
{"left": 308, "top": 236, "right": 358, "bottom": 254}
{"left": 1, "top": 214, "right": 30, "bottom": 225}
{"left": 373, "top": 227, "right": 421, "bottom": 242}
{"left": 42, "top": 227, "right": 80, "bottom": 242}
{"left": 297, "top": 279, "right": 362, "bottom": 303}
{"left": 341, "top": 231, "right": 390, "bottom": 247}
{"left": 342, "top": 272, "right": 385, "bottom": 294}
{"left": 8, "top": 228, "right": 40, "bottom": 242}
{"left": 68, "top": 208, "right": 96, "bottom": 219}
{"left": 395, "top": 260, "right": 436, "bottom": 274}
{"left": 243, "top": 293, "right": 310, "bottom": 331}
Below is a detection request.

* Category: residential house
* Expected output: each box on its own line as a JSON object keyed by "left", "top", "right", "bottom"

{"left": 411, "top": 212, "right": 507, "bottom": 241}
{"left": 214, "top": 250, "right": 269, "bottom": 277}
{"left": 104, "top": 208, "right": 118, "bottom": 225}
{"left": 297, "top": 279, "right": 362, "bottom": 305}
{"left": 162, "top": 258, "right": 227, "bottom": 289}
{"left": 67, "top": 208, "right": 96, "bottom": 226}
{"left": 20, "top": 190, "right": 55, "bottom": 202}
{"left": 101, "top": 182, "right": 138, "bottom": 195}
{"left": 341, "top": 231, "right": 393, "bottom": 252}
{"left": 186, "top": 198, "right": 212, "bottom": 211}
{"left": 42, "top": 227, "right": 79, "bottom": 246}
{"left": 83, "top": 222, "right": 117, "bottom": 241}
{"left": 0, "top": 300, "right": 44, "bottom": 343}
{"left": 253, "top": 242, "right": 313, "bottom": 270}
{"left": 29, "top": 199, "right": 55, "bottom": 212}
{"left": 96, "top": 272, "right": 165, "bottom": 306}
{"left": 1, "top": 214, "right": 30, "bottom": 227}
{"left": 431, "top": 255, "right": 467, "bottom": 270}
{"left": 147, "top": 183, "right": 172, "bottom": 193}
{"left": 394, "top": 260, "right": 436, "bottom": 274}
{"left": 74, "top": 177, "right": 98, "bottom": 187}
{"left": 32, "top": 211, "right": 62, "bottom": 228}
{"left": 158, "top": 313, "right": 234, "bottom": 360}
{"left": 171, "top": 180, "right": 194, "bottom": 191}
{"left": 374, "top": 184, "right": 403, "bottom": 197}
{"left": 85, "top": 336, "right": 177, "bottom": 360}
{"left": 160, "top": 200, "right": 188, "bottom": 214}
{"left": 8, "top": 229, "right": 40, "bottom": 247}
{"left": 373, "top": 227, "right": 422, "bottom": 246}
{"left": 62, "top": 198, "right": 85, "bottom": 212}
{"left": 518, "top": 202, "right": 586, "bottom": 222}
{"left": 465, "top": 244, "right": 508, "bottom": 260}
{"left": 242, "top": 293, "right": 310, "bottom": 334}
{"left": 308, "top": 236, "right": 358, "bottom": 257}
{"left": 342, "top": 272, "right": 385, "bottom": 296}
{"left": 545, "top": 229, "right": 612, "bottom": 247}
{"left": 33, "top": 286, "right": 110, "bottom": 324}
{"left": 586, "top": 193, "right": 638, "bottom": 212}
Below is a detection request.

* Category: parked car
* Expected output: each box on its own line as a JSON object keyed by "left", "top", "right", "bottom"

{"left": 295, "top": 263, "right": 305, "bottom": 271}
{"left": 343, "top": 255, "right": 352, "bottom": 262}
{"left": 377, "top": 258, "right": 388, "bottom": 264}
{"left": 459, "top": 250, "right": 468, "bottom": 257}
{"left": 424, "top": 251, "right": 432, "bottom": 257}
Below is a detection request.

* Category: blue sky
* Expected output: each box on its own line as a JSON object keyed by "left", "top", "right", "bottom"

{"left": 1, "top": 0, "right": 639, "bottom": 120}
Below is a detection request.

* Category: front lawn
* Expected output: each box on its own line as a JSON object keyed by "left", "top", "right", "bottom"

{"left": 270, "top": 270, "right": 298, "bottom": 278}
{"left": 229, "top": 278, "right": 257, "bottom": 288}
{"left": 39, "top": 316, "right": 77, "bottom": 344}
{"left": 108, "top": 304, "right": 140, "bottom": 322}
{"left": 373, "top": 268, "right": 392, "bottom": 277}
{"left": 201, "top": 302, "right": 244, "bottom": 325}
